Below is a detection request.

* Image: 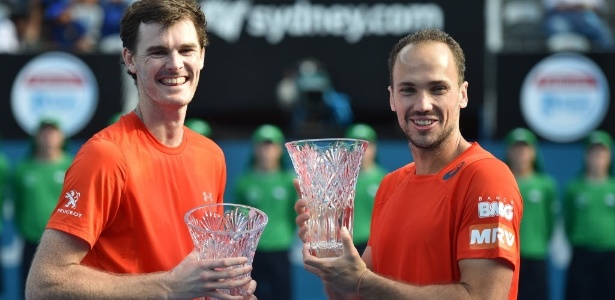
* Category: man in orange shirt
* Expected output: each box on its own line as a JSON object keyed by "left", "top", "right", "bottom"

{"left": 295, "top": 28, "right": 523, "bottom": 300}
{"left": 25, "top": 0, "right": 257, "bottom": 299}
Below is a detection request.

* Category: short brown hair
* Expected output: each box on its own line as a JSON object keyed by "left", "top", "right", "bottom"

{"left": 120, "top": 0, "right": 208, "bottom": 81}
{"left": 388, "top": 28, "right": 466, "bottom": 87}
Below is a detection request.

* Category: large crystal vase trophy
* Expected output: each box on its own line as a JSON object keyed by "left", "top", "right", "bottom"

{"left": 285, "top": 138, "right": 368, "bottom": 258}
{"left": 184, "top": 203, "right": 268, "bottom": 299}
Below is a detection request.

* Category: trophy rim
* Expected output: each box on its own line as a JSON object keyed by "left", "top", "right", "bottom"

{"left": 184, "top": 203, "right": 269, "bottom": 234}
{"left": 284, "top": 138, "right": 369, "bottom": 147}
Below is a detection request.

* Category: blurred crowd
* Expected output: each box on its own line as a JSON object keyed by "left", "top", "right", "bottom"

{"left": 0, "top": 0, "right": 133, "bottom": 54}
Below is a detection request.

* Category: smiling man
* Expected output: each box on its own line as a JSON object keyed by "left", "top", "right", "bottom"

{"left": 25, "top": 1, "right": 257, "bottom": 299}
{"left": 294, "top": 28, "right": 523, "bottom": 300}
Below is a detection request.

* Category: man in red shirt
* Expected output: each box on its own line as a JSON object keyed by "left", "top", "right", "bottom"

{"left": 295, "top": 28, "right": 522, "bottom": 300}
{"left": 25, "top": 0, "right": 256, "bottom": 299}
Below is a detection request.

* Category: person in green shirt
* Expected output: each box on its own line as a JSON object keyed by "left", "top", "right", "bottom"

{"left": 564, "top": 130, "right": 615, "bottom": 300}
{"left": 0, "top": 137, "right": 8, "bottom": 216}
{"left": 12, "top": 118, "right": 73, "bottom": 295}
{"left": 345, "top": 123, "right": 388, "bottom": 255}
{"left": 0, "top": 135, "right": 9, "bottom": 293}
{"left": 503, "top": 127, "right": 558, "bottom": 300}
{"left": 235, "top": 124, "right": 296, "bottom": 300}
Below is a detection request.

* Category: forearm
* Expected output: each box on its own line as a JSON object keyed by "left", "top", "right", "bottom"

{"left": 357, "top": 271, "right": 471, "bottom": 300}
{"left": 27, "top": 263, "right": 172, "bottom": 300}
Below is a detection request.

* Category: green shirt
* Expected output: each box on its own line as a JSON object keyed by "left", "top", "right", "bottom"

{"left": 564, "top": 176, "right": 615, "bottom": 250}
{"left": 353, "top": 164, "right": 387, "bottom": 244}
{"left": 0, "top": 152, "right": 9, "bottom": 231}
{"left": 517, "top": 173, "right": 558, "bottom": 258}
{"left": 13, "top": 154, "right": 73, "bottom": 243}
{"left": 235, "top": 169, "right": 297, "bottom": 251}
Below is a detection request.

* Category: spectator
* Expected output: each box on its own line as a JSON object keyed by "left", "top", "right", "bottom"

{"left": 543, "top": 0, "right": 615, "bottom": 51}
{"left": 12, "top": 118, "right": 73, "bottom": 297}
{"left": 563, "top": 130, "right": 615, "bottom": 300}
{"left": 344, "top": 123, "right": 387, "bottom": 255}
{"left": 0, "top": 1, "right": 19, "bottom": 52}
{"left": 2, "top": 0, "right": 44, "bottom": 51}
{"left": 43, "top": 0, "right": 103, "bottom": 52}
{"left": 504, "top": 127, "right": 558, "bottom": 300}
{"left": 235, "top": 124, "right": 296, "bottom": 300}
{"left": 98, "top": 0, "right": 130, "bottom": 52}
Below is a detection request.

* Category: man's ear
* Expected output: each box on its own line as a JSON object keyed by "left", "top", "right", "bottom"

{"left": 123, "top": 48, "right": 137, "bottom": 74}
{"left": 459, "top": 81, "right": 469, "bottom": 109}
{"left": 388, "top": 86, "right": 396, "bottom": 112}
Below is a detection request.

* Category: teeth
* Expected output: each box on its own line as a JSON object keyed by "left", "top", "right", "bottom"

{"left": 161, "top": 77, "right": 186, "bottom": 85}
{"left": 415, "top": 120, "right": 433, "bottom": 126}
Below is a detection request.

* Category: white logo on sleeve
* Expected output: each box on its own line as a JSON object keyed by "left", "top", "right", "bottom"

{"left": 477, "top": 197, "right": 514, "bottom": 220}
{"left": 57, "top": 190, "right": 83, "bottom": 217}
{"left": 64, "top": 190, "right": 80, "bottom": 209}
{"left": 469, "top": 223, "right": 516, "bottom": 251}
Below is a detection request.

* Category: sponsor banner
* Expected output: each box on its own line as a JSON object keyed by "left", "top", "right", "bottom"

{"left": 520, "top": 53, "right": 609, "bottom": 143}
{"left": 495, "top": 52, "right": 615, "bottom": 141}
{"left": 0, "top": 54, "right": 123, "bottom": 140}
{"left": 11, "top": 52, "right": 99, "bottom": 138}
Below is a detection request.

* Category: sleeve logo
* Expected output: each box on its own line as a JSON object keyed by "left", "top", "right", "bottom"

{"left": 477, "top": 198, "right": 514, "bottom": 220}
{"left": 469, "top": 223, "right": 515, "bottom": 250}
{"left": 57, "top": 189, "right": 83, "bottom": 218}
{"left": 64, "top": 190, "right": 81, "bottom": 209}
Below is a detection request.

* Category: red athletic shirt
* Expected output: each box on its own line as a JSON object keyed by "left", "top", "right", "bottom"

{"left": 46, "top": 112, "right": 226, "bottom": 273}
{"left": 369, "top": 143, "right": 522, "bottom": 299}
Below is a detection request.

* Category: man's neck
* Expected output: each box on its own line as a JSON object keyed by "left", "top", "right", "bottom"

{"left": 411, "top": 134, "right": 471, "bottom": 175}
{"left": 134, "top": 104, "right": 185, "bottom": 147}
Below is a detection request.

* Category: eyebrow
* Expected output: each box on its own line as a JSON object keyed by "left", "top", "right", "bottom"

{"left": 144, "top": 43, "right": 200, "bottom": 53}
{"left": 397, "top": 80, "right": 449, "bottom": 88}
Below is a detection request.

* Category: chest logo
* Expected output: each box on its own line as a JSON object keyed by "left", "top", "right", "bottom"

{"left": 203, "top": 192, "right": 213, "bottom": 202}
{"left": 443, "top": 161, "right": 465, "bottom": 180}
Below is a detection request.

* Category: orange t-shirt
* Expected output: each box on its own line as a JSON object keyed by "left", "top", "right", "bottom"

{"left": 47, "top": 112, "right": 226, "bottom": 274}
{"left": 369, "top": 143, "right": 522, "bottom": 300}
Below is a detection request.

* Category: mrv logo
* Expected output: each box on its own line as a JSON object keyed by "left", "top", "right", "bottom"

{"left": 201, "top": 0, "right": 444, "bottom": 44}
{"left": 470, "top": 224, "right": 515, "bottom": 250}
{"left": 477, "top": 198, "right": 514, "bottom": 220}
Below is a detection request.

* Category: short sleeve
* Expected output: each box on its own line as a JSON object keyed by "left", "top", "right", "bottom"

{"left": 456, "top": 158, "right": 523, "bottom": 269}
{"left": 46, "top": 137, "right": 126, "bottom": 248}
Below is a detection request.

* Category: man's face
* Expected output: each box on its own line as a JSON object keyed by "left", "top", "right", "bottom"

{"left": 388, "top": 42, "right": 468, "bottom": 150}
{"left": 507, "top": 142, "right": 535, "bottom": 171}
{"left": 37, "top": 126, "right": 64, "bottom": 153}
{"left": 586, "top": 144, "right": 612, "bottom": 173}
{"left": 123, "top": 19, "right": 205, "bottom": 109}
{"left": 255, "top": 141, "right": 282, "bottom": 168}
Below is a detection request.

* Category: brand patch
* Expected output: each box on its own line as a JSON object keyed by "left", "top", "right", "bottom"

{"left": 477, "top": 200, "right": 514, "bottom": 221}
{"left": 443, "top": 161, "right": 465, "bottom": 180}
{"left": 469, "top": 223, "right": 515, "bottom": 250}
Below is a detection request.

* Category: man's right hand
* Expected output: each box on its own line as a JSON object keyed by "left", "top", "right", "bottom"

{"left": 167, "top": 249, "right": 256, "bottom": 299}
